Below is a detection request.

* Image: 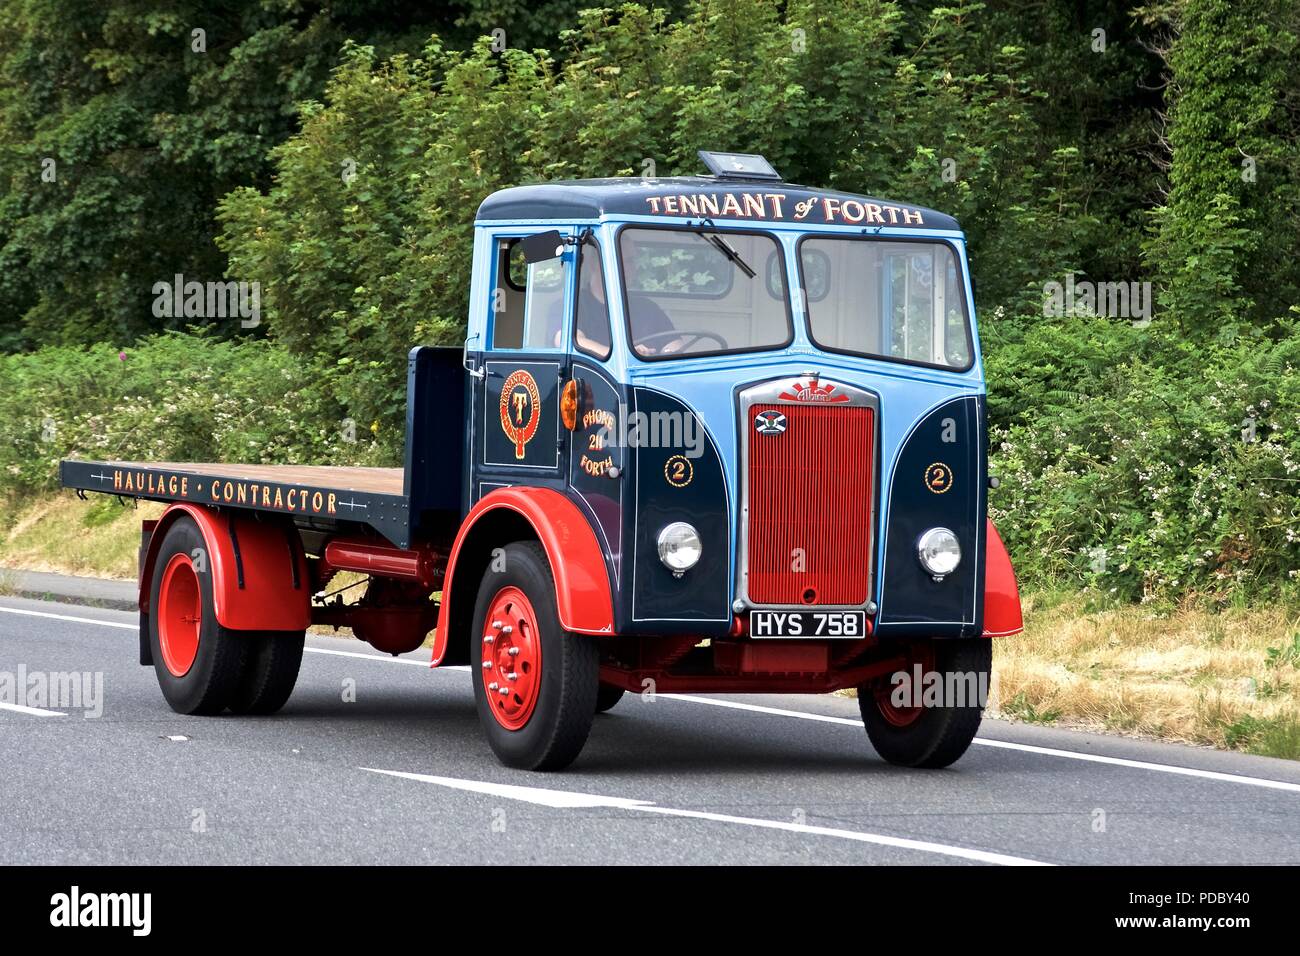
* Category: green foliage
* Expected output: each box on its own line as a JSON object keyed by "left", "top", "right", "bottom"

{"left": 1141, "top": 0, "right": 1300, "bottom": 333}
{"left": 0, "top": 1, "right": 543, "bottom": 352}
{"left": 0, "top": 332, "right": 380, "bottom": 495}
{"left": 1002, "top": 692, "right": 1062, "bottom": 725}
{"left": 989, "top": 318, "right": 1300, "bottom": 602}
{"left": 1221, "top": 713, "right": 1300, "bottom": 760}
{"left": 1265, "top": 634, "right": 1300, "bottom": 671}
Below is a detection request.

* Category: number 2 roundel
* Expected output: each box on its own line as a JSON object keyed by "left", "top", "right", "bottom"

{"left": 925, "top": 461, "right": 953, "bottom": 494}
{"left": 499, "top": 370, "right": 541, "bottom": 459}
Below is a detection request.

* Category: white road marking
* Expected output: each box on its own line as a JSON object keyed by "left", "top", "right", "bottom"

{"left": 6, "top": 600, "right": 1299, "bottom": 793}
{"left": 665, "top": 694, "right": 860, "bottom": 725}
{"left": 303, "top": 646, "right": 429, "bottom": 667}
{"left": 970, "top": 737, "right": 1300, "bottom": 793}
{"left": 0, "top": 605, "right": 136, "bottom": 630}
{"left": 667, "top": 694, "right": 1300, "bottom": 794}
{"left": 0, "top": 700, "right": 66, "bottom": 717}
{"left": 306, "top": 647, "right": 468, "bottom": 671}
{"left": 0, "top": 605, "right": 441, "bottom": 668}
{"left": 362, "top": 768, "right": 1052, "bottom": 866}
{"left": 364, "top": 768, "right": 652, "bottom": 808}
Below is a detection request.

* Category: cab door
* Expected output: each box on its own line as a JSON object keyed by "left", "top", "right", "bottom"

{"left": 563, "top": 233, "right": 626, "bottom": 587}
{"left": 470, "top": 229, "right": 575, "bottom": 504}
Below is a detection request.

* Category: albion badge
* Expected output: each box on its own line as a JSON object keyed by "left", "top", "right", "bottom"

{"left": 779, "top": 375, "right": 849, "bottom": 403}
{"left": 499, "top": 370, "right": 541, "bottom": 459}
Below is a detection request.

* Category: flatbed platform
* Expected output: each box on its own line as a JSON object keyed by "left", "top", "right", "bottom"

{"left": 60, "top": 458, "right": 416, "bottom": 546}
{"left": 83, "top": 461, "right": 406, "bottom": 495}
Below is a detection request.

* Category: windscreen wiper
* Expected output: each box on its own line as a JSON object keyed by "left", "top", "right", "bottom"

{"left": 691, "top": 219, "right": 755, "bottom": 278}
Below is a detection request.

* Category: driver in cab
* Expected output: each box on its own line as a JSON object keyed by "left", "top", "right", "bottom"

{"left": 551, "top": 242, "right": 688, "bottom": 357}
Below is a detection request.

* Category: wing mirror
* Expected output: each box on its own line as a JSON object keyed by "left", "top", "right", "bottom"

{"left": 518, "top": 229, "right": 565, "bottom": 264}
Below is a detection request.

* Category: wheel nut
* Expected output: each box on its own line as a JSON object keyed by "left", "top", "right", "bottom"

{"left": 483, "top": 635, "right": 494, "bottom": 644}
{"left": 482, "top": 661, "right": 492, "bottom": 670}
{"left": 500, "top": 625, "right": 513, "bottom": 635}
{"left": 488, "top": 682, "right": 499, "bottom": 691}
{"left": 508, "top": 647, "right": 520, "bottom": 657}
{"left": 498, "top": 686, "right": 509, "bottom": 696}
{"left": 492, "top": 620, "right": 503, "bottom": 630}
{"left": 507, "top": 672, "right": 518, "bottom": 681}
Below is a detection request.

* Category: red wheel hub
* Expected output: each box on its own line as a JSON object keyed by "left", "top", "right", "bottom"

{"left": 158, "top": 553, "right": 202, "bottom": 677}
{"left": 873, "top": 642, "right": 937, "bottom": 728}
{"left": 480, "top": 586, "right": 542, "bottom": 730}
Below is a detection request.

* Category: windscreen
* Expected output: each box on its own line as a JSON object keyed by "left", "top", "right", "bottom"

{"left": 800, "top": 238, "right": 972, "bottom": 370}
{"left": 617, "top": 227, "right": 792, "bottom": 359}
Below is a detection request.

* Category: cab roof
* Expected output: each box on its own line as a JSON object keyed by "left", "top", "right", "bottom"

{"left": 476, "top": 176, "right": 960, "bottom": 232}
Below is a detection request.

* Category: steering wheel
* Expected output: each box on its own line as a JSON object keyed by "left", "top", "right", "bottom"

{"left": 635, "top": 329, "right": 729, "bottom": 354}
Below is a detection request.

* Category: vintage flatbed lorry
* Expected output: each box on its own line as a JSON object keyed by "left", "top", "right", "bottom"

{"left": 62, "top": 151, "right": 1022, "bottom": 771}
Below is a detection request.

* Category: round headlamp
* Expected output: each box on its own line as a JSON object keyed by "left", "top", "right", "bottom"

{"left": 657, "top": 522, "right": 702, "bottom": 573}
{"left": 917, "top": 527, "right": 961, "bottom": 579}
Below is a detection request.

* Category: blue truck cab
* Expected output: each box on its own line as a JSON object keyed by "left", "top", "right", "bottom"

{"left": 62, "top": 152, "right": 1022, "bottom": 772}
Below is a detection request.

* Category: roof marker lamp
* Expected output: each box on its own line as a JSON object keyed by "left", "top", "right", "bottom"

{"left": 917, "top": 527, "right": 961, "bottom": 581}
{"left": 657, "top": 522, "right": 702, "bottom": 575}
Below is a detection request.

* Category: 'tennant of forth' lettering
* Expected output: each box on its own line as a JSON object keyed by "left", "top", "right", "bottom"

{"left": 642, "top": 191, "right": 925, "bottom": 226}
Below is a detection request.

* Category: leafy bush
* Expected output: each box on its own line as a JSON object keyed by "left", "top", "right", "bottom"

{"left": 990, "top": 317, "right": 1300, "bottom": 602}
{"left": 0, "top": 332, "right": 386, "bottom": 497}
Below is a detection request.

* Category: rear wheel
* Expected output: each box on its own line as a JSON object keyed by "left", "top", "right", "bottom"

{"left": 149, "top": 518, "right": 248, "bottom": 715}
{"left": 859, "top": 638, "right": 990, "bottom": 768}
{"left": 228, "top": 631, "right": 305, "bottom": 715}
{"left": 470, "top": 541, "right": 598, "bottom": 771}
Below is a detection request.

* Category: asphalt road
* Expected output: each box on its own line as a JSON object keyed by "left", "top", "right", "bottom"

{"left": 2, "top": 594, "right": 1298, "bottom": 866}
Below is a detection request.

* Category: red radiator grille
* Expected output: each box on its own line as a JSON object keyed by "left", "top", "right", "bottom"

{"left": 746, "top": 404, "right": 874, "bottom": 606}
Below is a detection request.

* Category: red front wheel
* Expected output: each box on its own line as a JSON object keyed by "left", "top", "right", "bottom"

{"left": 859, "top": 638, "right": 991, "bottom": 768}
{"left": 479, "top": 586, "right": 544, "bottom": 730}
{"left": 470, "top": 541, "right": 598, "bottom": 770}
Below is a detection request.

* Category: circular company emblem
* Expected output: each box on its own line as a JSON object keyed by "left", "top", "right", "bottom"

{"left": 925, "top": 462, "right": 954, "bottom": 494}
{"left": 754, "top": 409, "right": 787, "bottom": 435}
{"left": 664, "top": 454, "right": 694, "bottom": 488}
{"left": 499, "top": 370, "right": 542, "bottom": 460}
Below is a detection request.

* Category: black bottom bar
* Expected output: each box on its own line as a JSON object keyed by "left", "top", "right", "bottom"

{"left": 0, "top": 866, "right": 1283, "bottom": 941}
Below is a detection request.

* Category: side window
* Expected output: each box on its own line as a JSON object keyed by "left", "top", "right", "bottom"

{"left": 573, "top": 239, "right": 612, "bottom": 360}
{"left": 490, "top": 237, "right": 568, "bottom": 351}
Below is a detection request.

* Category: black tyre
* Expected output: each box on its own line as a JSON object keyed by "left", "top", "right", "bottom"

{"left": 148, "top": 517, "right": 248, "bottom": 715}
{"left": 470, "top": 541, "right": 598, "bottom": 771}
{"left": 228, "top": 631, "right": 305, "bottom": 715}
{"left": 594, "top": 683, "right": 625, "bottom": 714}
{"left": 859, "top": 638, "right": 991, "bottom": 768}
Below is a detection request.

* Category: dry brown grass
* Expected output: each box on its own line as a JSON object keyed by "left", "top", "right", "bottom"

{"left": 992, "top": 592, "right": 1300, "bottom": 759}
{"left": 0, "top": 493, "right": 164, "bottom": 579}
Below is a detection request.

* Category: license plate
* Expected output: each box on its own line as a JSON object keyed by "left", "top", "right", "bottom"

{"left": 749, "top": 610, "right": 866, "bottom": 638}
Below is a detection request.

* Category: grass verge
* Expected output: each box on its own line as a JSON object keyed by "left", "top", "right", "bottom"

{"left": 0, "top": 493, "right": 164, "bottom": 579}
{"left": 992, "top": 591, "right": 1300, "bottom": 760}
